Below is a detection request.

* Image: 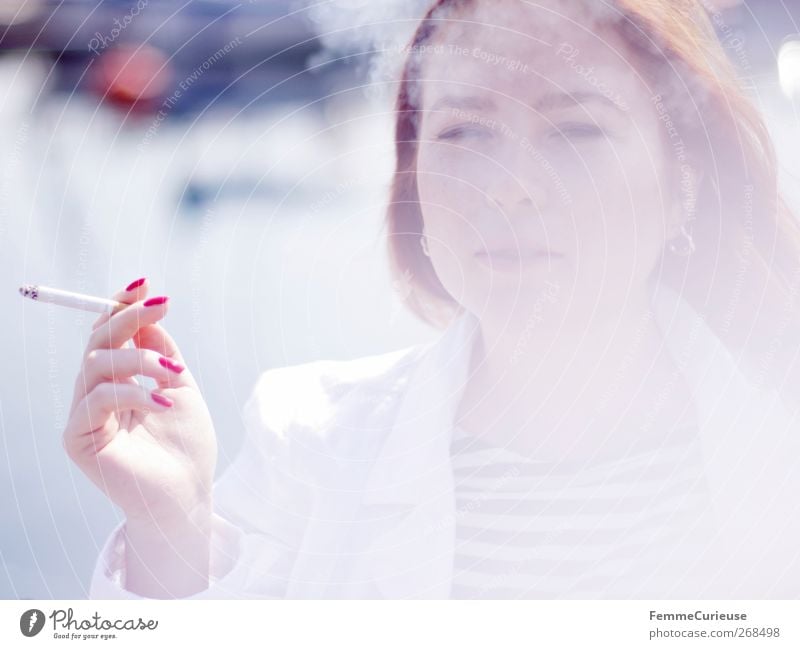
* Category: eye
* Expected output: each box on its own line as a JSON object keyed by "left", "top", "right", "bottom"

{"left": 436, "top": 125, "right": 492, "bottom": 141}
{"left": 549, "top": 123, "right": 607, "bottom": 141}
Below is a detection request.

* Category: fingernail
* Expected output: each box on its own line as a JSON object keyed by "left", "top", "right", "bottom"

{"left": 159, "top": 356, "right": 185, "bottom": 374}
{"left": 144, "top": 296, "right": 169, "bottom": 307}
{"left": 125, "top": 277, "right": 146, "bottom": 292}
{"left": 151, "top": 392, "right": 173, "bottom": 408}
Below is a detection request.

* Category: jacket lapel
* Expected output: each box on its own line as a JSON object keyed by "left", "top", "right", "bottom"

{"left": 359, "top": 309, "right": 480, "bottom": 598}
{"left": 648, "top": 284, "right": 800, "bottom": 577}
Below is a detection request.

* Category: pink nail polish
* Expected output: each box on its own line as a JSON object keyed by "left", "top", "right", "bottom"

{"left": 125, "top": 277, "right": 146, "bottom": 292}
{"left": 159, "top": 356, "right": 185, "bottom": 374}
{"left": 151, "top": 393, "right": 173, "bottom": 408}
{"left": 144, "top": 296, "right": 169, "bottom": 307}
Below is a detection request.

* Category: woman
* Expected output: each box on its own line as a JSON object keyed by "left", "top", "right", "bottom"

{"left": 67, "top": 0, "right": 800, "bottom": 599}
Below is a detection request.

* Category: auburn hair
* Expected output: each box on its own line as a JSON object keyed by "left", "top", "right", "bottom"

{"left": 383, "top": 0, "right": 800, "bottom": 407}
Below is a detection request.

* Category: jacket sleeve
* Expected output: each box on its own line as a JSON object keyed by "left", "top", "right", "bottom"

{"left": 88, "top": 367, "right": 315, "bottom": 599}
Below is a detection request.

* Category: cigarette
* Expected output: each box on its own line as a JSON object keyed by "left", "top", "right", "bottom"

{"left": 18, "top": 284, "right": 126, "bottom": 315}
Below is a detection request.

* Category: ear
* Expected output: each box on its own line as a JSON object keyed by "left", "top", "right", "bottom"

{"left": 667, "top": 163, "right": 704, "bottom": 239}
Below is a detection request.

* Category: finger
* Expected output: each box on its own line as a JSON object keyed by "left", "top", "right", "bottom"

{"left": 65, "top": 382, "right": 173, "bottom": 448}
{"left": 85, "top": 296, "right": 170, "bottom": 354}
{"left": 132, "top": 324, "right": 198, "bottom": 391}
{"left": 91, "top": 277, "right": 150, "bottom": 331}
{"left": 75, "top": 347, "right": 190, "bottom": 406}
{"left": 132, "top": 323, "right": 186, "bottom": 366}
{"left": 69, "top": 374, "right": 138, "bottom": 419}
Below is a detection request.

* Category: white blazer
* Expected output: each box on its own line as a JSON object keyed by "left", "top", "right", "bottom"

{"left": 90, "top": 285, "right": 800, "bottom": 599}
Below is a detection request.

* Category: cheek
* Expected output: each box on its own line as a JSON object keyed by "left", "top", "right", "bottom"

{"left": 417, "top": 144, "right": 487, "bottom": 206}
{"left": 564, "top": 139, "right": 669, "bottom": 246}
{"left": 551, "top": 142, "right": 671, "bottom": 288}
{"left": 417, "top": 152, "right": 492, "bottom": 305}
{"left": 423, "top": 219, "right": 476, "bottom": 309}
{"left": 422, "top": 215, "right": 474, "bottom": 290}
{"left": 614, "top": 147, "right": 672, "bottom": 254}
{"left": 417, "top": 146, "right": 489, "bottom": 254}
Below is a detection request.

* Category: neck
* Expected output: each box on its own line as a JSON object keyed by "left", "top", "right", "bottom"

{"left": 456, "top": 282, "right": 699, "bottom": 458}
{"left": 469, "top": 283, "right": 661, "bottom": 391}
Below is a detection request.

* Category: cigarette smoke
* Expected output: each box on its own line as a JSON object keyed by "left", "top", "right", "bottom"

{"left": 297, "top": 0, "right": 708, "bottom": 110}
{"left": 298, "top": 0, "right": 434, "bottom": 104}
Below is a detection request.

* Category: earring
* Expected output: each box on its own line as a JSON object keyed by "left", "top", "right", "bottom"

{"left": 667, "top": 164, "right": 705, "bottom": 258}
{"left": 668, "top": 224, "right": 696, "bottom": 257}
{"left": 420, "top": 234, "right": 431, "bottom": 257}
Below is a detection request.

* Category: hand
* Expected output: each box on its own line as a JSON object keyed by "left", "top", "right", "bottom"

{"left": 63, "top": 278, "right": 217, "bottom": 526}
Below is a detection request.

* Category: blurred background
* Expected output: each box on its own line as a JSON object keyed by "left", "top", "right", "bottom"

{"left": 0, "top": 0, "right": 798, "bottom": 599}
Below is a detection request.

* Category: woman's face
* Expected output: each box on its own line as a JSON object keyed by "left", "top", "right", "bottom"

{"left": 416, "top": 0, "right": 684, "bottom": 320}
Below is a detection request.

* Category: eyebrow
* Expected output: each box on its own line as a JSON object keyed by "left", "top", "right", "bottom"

{"left": 429, "top": 91, "right": 624, "bottom": 114}
{"left": 534, "top": 91, "right": 624, "bottom": 113}
{"left": 430, "top": 94, "right": 497, "bottom": 113}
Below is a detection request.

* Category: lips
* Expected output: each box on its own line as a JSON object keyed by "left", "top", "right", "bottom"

{"left": 473, "top": 247, "right": 564, "bottom": 271}
{"left": 475, "top": 248, "right": 562, "bottom": 259}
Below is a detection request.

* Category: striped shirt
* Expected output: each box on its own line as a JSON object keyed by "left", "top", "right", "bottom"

{"left": 448, "top": 425, "right": 725, "bottom": 599}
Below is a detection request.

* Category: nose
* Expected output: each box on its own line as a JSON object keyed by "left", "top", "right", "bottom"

{"left": 484, "top": 141, "right": 550, "bottom": 214}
